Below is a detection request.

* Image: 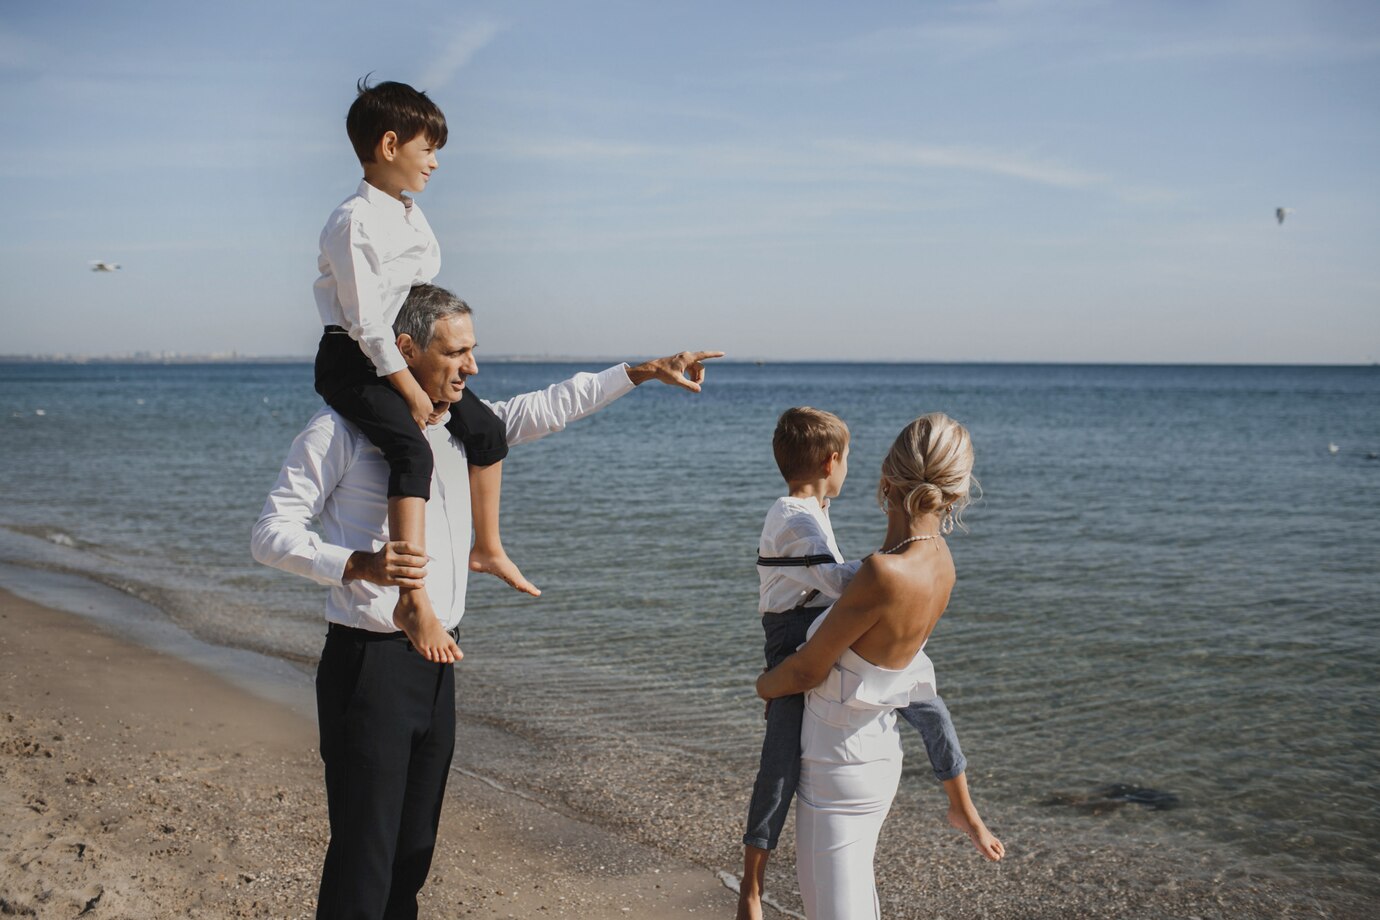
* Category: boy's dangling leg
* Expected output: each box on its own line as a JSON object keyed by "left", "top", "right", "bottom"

{"left": 736, "top": 845, "right": 770, "bottom": 920}
{"left": 942, "top": 772, "right": 1005, "bottom": 861}
{"left": 898, "top": 697, "right": 1003, "bottom": 861}
{"left": 389, "top": 496, "right": 462, "bottom": 663}
{"left": 466, "top": 460, "right": 540, "bottom": 596}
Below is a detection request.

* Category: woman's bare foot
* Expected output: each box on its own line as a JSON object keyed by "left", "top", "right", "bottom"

{"left": 468, "top": 547, "right": 540, "bottom": 596}
{"left": 393, "top": 590, "right": 462, "bottom": 663}
{"left": 947, "top": 803, "right": 1004, "bottom": 861}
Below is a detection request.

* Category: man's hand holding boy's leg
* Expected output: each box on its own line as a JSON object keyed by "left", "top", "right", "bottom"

{"left": 345, "top": 541, "right": 429, "bottom": 588}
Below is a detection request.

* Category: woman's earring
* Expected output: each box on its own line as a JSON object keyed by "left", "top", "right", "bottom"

{"left": 941, "top": 507, "right": 955, "bottom": 535}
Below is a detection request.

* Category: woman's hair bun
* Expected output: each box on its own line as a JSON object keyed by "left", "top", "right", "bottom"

{"left": 876, "top": 413, "right": 977, "bottom": 527}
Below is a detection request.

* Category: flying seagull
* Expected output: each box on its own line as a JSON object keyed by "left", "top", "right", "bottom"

{"left": 1275, "top": 207, "right": 1292, "bottom": 226}
{"left": 90, "top": 261, "right": 121, "bottom": 272}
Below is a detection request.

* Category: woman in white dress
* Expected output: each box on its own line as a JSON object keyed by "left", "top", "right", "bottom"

{"left": 756, "top": 413, "right": 978, "bottom": 920}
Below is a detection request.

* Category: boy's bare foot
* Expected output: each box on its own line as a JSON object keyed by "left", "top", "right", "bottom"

{"left": 947, "top": 803, "right": 1005, "bottom": 861}
{"left": 468, "top": 547, "right": 541, "bottom": 597}
{"left": 735, "top": 845, "right": 768, "bottom": 920}
{"left": 393, "top": 591, "right": 462, "bottom": 663}
{"left": 735, "top": 888, "right": 764, "bottom": 920}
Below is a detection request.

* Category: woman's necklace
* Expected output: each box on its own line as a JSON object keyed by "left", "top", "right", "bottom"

{"left": 878, "top": 533, "right": 942, "bottom": 554}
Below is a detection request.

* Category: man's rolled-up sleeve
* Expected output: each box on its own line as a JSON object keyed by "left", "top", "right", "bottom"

{"left": 487, "top": 365, "right": 636, "bottom": 447}
{"left": 250, "top": 416, "right": 356, "bottom": 586}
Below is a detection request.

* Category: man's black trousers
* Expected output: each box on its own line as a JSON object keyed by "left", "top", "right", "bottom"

{"left": 315, "top": 624, "right": 456, "bottom": 920}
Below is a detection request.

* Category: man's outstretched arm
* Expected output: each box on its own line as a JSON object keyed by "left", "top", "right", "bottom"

{"left": 487, "top": 350, "right": 725, "bottom": 448}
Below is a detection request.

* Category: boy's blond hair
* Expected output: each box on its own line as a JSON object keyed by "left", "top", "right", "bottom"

{"left": 773, "top": 407, "right": 849, "bottom": 483}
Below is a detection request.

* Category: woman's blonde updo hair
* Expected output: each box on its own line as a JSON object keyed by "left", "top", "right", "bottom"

{"left": 876, "top": 413, "right": 977, "bottom": 527}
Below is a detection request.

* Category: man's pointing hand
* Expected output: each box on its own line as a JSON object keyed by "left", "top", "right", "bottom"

{"left": 627, "top": 350, "right": 726, "bottom": 392}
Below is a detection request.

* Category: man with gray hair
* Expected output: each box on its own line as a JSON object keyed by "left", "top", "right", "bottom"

{"left": 252, "top": 283, "right": 722, "bottom": 919}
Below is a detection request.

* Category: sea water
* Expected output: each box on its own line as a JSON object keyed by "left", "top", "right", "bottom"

{"left": 2, "top": 361, "right": 1377, "bottom": 912}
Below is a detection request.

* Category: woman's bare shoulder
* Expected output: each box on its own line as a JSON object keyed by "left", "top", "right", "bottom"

{"left": 867, "top": 547, "right": 955, "bottom": 593}
{"left": 854, "top": 552, "right": 912, "bottom": 585}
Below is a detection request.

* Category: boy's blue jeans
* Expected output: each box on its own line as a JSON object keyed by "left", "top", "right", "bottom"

{"left": 743, "top": 608, "right": 967, "bottom": 851}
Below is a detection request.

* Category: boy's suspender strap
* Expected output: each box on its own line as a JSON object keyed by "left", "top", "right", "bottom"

{"left": 756, "top": 553, "right": 838, "bottom": 568}
{"left": 759, "top": 553, "right": 831, "bottom": 612}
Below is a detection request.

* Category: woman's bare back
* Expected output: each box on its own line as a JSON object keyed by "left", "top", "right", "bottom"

{"left": 849, "top": 540, "right": 955, "bottom": 670}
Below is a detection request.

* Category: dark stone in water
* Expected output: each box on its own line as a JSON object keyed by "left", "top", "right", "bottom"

{"left": 1043, "top": 783, "right": 1180, "bottom": 815}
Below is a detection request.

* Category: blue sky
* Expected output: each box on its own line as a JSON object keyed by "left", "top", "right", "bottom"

{"left": 1, "top": 0, "right": 1377, "bottom": 362}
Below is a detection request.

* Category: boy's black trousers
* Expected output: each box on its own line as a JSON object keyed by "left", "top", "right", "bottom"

{"left": 314, "top": 328, "right": 509, "bottom": 500}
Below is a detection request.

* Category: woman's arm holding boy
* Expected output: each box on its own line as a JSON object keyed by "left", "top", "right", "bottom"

{"left": 756, "top": 558, "right": 887, "bottom": 699}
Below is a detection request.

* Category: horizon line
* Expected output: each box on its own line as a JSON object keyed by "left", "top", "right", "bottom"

{"left": 1, "top": 354, "right": 1376, "bottom": 369}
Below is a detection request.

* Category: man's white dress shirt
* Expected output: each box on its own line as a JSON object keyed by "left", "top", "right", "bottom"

{"left": 757, "top": 497, "right": 863, "bottom": 614}
{"left": 313, "top": 180, "right": 442, "bottom": 378}
{"left": 252, "top": 366, "right": 635, "bottom": 632}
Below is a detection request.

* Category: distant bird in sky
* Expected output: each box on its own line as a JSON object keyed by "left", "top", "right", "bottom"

{"left": 1275, "top": 207, "right": 1292, "bottom": 225}
{"left": 90, "top": 261, "right": 121, "bottom": 272}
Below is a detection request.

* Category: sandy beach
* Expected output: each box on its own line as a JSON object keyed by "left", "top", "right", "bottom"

{"left": 1, "top": 549, "right": 1373, "bottom": 920}
{"left": 0, "top": 587, "right": 736, "bottom": 918}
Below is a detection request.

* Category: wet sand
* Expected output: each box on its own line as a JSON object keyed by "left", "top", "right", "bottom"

{"left": 0, "top": 587, "right": 735, "bottom": 918}
{"left": 2, "top": 581, "right": 1369, "bottom": 920}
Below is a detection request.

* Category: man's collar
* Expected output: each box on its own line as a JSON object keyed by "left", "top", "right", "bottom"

{"left": 357, "top": 179, "right": 411, "bottom": 214}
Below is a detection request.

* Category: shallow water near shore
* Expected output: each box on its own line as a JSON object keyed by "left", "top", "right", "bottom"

{"left": 2, "top": 360, "right": 1378, "bottom": 915}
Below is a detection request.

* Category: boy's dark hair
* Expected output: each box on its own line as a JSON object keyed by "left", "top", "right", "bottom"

{"left": 773, "top": 407, "right": 849, "bottom": 483}
{"left": 347, "top": 77, "right": 448, "bottom": 164}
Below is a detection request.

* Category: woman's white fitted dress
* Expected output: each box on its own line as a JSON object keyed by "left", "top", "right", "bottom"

{"left": 796, "top": 613, "right": 938, "bottom": 920}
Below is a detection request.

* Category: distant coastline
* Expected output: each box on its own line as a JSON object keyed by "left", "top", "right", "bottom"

{"left": 2, "top": 354, "right": 1375, "bottom": 368}
{"left": 0, "top": 353, "right": 636, "bottom": 365}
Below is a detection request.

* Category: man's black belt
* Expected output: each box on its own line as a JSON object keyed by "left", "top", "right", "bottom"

{"left": 756, "top": 553, "right": 837, "bottom": 567}
{"left": 328, "top": 622, "right": 462, "bottom": 645}
{"left": 324, "top": 324, "right": 350, "bottom": 334}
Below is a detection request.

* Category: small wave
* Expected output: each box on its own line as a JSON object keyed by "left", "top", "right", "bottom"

{"left": 2, "top": 524, "right": 90, "bottom": 551}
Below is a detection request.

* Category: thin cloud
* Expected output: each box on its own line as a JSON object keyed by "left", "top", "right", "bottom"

{"left": 1100, "top": 33, "right": 1380, "bottom": 65}
{"left": 494, "top": 137, "right": 667, "bottom": 161}
{"left": 419, "top": 20, "right": 505, "bottom": 89}
{"left": 467, "top": 133, "right": 1108, "bottom": 191}
{"left": 821, "top": 139, "right": 1105, "bottom": 188}
{"left": 838, "top": 22, "right": 1015, "bottom": 61}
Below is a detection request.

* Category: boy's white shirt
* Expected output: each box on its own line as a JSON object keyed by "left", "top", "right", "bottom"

{"left": 313, "top": 180, "right": 442, "bottom": 378}
{"left": 757, "top": 496, "right": 863, "bottom": 614}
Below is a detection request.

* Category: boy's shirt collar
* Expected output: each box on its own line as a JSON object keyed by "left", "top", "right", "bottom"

{"left": 357, "top": 179, "right": 413, "bottom": 214}
{"left": 781, "top": 494, "right": 832, "bottom": 516}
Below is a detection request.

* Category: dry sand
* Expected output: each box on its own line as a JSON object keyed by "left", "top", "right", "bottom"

{"left": 0, "top": 587, "right": 736, "bottom": 918}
